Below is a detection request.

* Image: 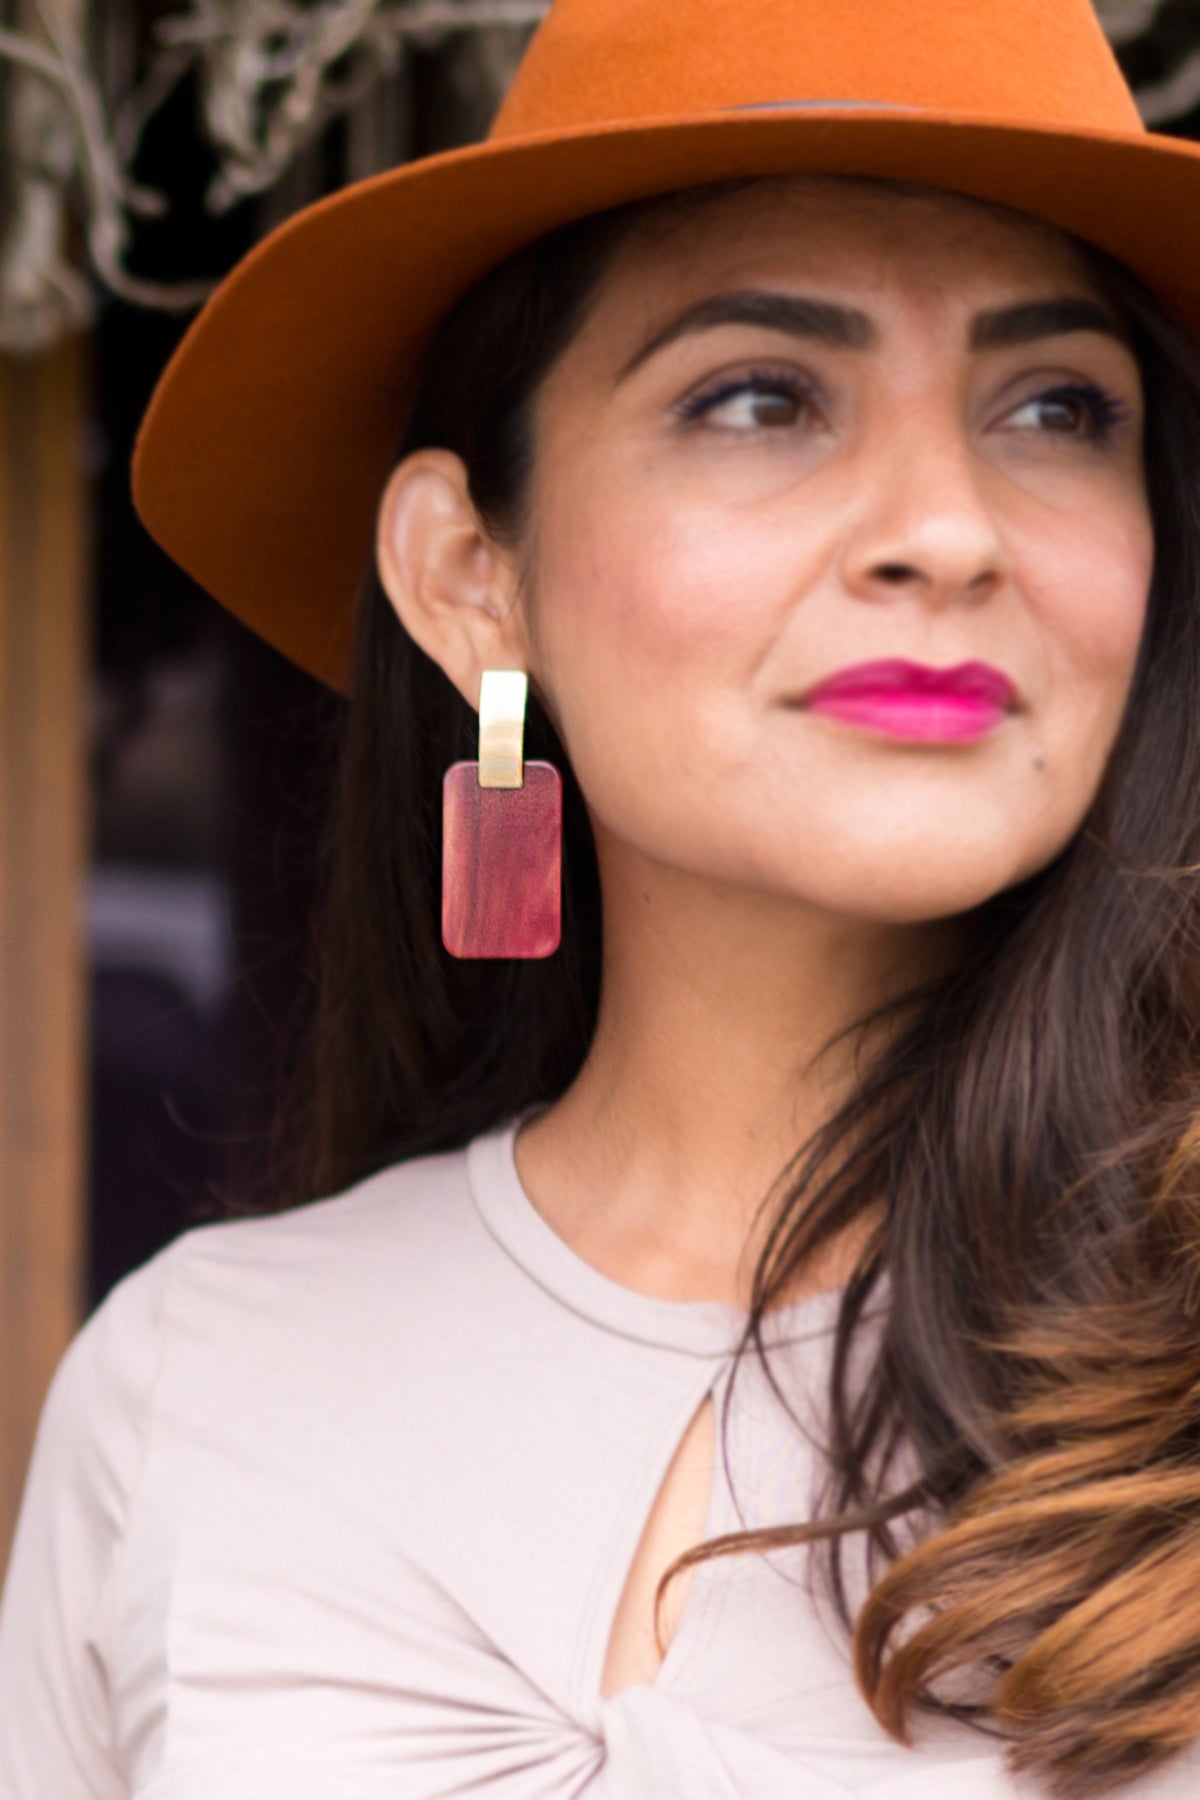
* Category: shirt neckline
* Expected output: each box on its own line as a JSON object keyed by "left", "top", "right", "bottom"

{"left": 464, "top": 1108, "right": 859, "bottom": 1358}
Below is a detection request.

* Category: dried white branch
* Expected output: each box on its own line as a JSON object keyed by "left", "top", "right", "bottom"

{"left": 1, "top": 21, "right": 102, "bottom": 350}
{"left": 159, "top": 0, "right": 548, "bottom": 208}
{"left": 1, "top": 6, "right": 217, "bottom": 350}
{"left": 344, "top": 0, "right": 550, "bottom": 49}
{"left": 33, "top": 2, "right": 161, "bottom": 222}
{"left": 0, "top": 0, "right": 1191, "bottom": 355}
{"left": 0, "top": 173, "right": 95, "bottom": 353}
{"left": 195, "top": 0, "right": 393, "bottom": 207}
{"left": 0, "top": 0, "right": 542, "bottom": 349}
{"left": 157, "top": 1, "right": 549, "bottom": 52}
{"left": 113, "top": 44, "right": 196, "bottom": 164}
{"left": 1134, "top": 47, "right": 1200, "bottom": 126}
{"left": 0, "top": 23, "right": 68, "bottom": 84}
{"left": 1096, "top": 0, "right": 1165, "bottom": 49}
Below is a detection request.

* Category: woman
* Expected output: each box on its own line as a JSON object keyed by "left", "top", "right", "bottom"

{"left": 5, "top": 0, "right": 1200, "bottom": 1794}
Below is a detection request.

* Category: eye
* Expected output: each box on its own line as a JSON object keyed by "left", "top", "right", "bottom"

{"left": 675, "top": 369, "right": 817, "bottom": 431}
{"left": 1004, "top": 382, "right": 1131, "bottom": 443}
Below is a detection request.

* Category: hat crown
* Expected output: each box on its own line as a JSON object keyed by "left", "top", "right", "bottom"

{"left": 492, "top": 0, "right": 1142, "bottom": 141}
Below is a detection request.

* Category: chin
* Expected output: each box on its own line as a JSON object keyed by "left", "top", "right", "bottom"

{"left": 768, "top": 857, "right": 1035, "bottom": 926}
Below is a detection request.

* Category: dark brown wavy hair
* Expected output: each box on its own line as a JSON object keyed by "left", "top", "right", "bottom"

{"left": 243, "top": 178, "right": 1200, "bottom": 1798}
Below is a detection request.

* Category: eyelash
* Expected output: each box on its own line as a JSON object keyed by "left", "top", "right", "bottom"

{"left": 673, "top": 369, "right": 1132, "bottom": 442}
{"left": 674, "top": 368, "right": 814, "bottom": 428}
{"left": 1020, "top": 384, "right": 1132, "bottom": 441}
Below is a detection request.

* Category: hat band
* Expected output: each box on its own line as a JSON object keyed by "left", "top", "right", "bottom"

{"left": 726, "top": 99, "right": 924, "bottom": 113}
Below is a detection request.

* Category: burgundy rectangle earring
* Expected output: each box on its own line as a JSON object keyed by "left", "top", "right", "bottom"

{"left": 442, "top": 670, "right": 563, "bottom": 959}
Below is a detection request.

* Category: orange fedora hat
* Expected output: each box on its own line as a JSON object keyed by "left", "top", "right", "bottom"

{"left": 133, "top": 0, "right": 1200, "bottom": 695}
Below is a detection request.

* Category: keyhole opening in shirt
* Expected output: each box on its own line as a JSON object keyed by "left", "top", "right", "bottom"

{"left": 600, "top": 1392, "right": 718, "bottom": 1697}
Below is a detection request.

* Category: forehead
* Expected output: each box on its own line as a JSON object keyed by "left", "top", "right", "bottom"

{"left": 591, "top": 176, "right": 1101, "bottom": 327}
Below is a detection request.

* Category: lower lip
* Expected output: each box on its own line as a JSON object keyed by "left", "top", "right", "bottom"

{"left": 803, "top": 692, "right": 1009, "bottom": 742}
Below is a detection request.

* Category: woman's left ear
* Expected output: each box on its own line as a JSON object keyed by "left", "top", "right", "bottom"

{"left": 374, "top": 448, "right": 530, "bottom": 708}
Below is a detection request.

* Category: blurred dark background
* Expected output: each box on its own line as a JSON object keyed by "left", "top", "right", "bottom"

{"left": 83, "top": 9, "right": 532, "bottom": 1306}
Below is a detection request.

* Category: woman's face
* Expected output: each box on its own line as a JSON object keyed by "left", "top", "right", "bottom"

{"left": 517, "top": 178, "right": 1153, "bottom": 924}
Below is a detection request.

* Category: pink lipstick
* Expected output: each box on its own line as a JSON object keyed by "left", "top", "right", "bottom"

{"left": 796, "top": 659, "right": 1017, "bottom": 743}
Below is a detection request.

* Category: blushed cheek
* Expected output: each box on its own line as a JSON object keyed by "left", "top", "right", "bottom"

{"left": 535, "top": 498, "right": 773, "bottom": 696}
{"left": 1084, "top": 528, "right": 1152, "bottom": 698}
{"left": 527, "top": 493, "right": 784, "bottom": 830}
{"left": 524, "top": 516, "right": 676, "bottom": 788}
{"left": 1036, "top": 513, "right": 1152, "bottom": 711}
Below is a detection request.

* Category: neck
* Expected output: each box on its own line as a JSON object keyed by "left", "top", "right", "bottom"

{"left": 514, "top": 832, "right": 967, "bottom": 1309}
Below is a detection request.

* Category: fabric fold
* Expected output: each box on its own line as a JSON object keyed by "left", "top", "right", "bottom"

{"left": 589, "top": 1685, "right": 863, "bottom": 1798}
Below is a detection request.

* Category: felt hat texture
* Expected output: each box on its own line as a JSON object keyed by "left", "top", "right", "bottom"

{"left": 132, "top": 0, "right": 1200, "bottom": 695}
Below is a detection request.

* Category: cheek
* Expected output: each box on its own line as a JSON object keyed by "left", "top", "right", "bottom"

{"left": 1023, "top": 502, "right": 1152, "bottom": 708}
{"left": 528, "top": 466, "right": 801, "bottom": 770}
{"left": 539, "top": 495, "right": 775, "bottom": 667}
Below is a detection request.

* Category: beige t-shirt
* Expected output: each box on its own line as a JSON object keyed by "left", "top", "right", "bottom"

{"left": 1, "top": 1111, "right": 1197, "bottom": 1798}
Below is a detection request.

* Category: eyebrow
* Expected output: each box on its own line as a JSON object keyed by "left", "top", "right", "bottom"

{"left": 615, "top": 290, "right": 1130, "bottom": 381}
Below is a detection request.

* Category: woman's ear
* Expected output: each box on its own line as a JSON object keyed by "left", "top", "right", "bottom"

{"left": 375, "top": 449, "right": 529, "bottom": 705}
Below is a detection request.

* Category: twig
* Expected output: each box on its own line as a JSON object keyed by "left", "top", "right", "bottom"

{"left": 113, "top": 44, "right": 197, "bottom": 165}
{"left": 1135, "top": 48, "right": 1200, "bottom": 127}
{"left": 0, "top": 0, "right": 1183, "bottom": 355}
{"left": 1096, "top": 1, "right": 1165, "bottom": 48}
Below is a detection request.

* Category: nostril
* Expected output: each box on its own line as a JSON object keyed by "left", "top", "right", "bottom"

{"left": 875, "top": 563, "right": 918, "bottom": 583}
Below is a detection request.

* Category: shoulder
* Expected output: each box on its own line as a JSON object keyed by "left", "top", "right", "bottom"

{"left": 0, "top": 1232, "right": 182, "bottom": 1783}
{"left": 27, "top": 1135, "right": 487, "bottom": 1466}
{"left": 24, "top": 1226, "right": 186, "bottom": 1539}
{"left": 84, "top": 1135, "right": 523, "bottom": 1412}
{"left": 0, "top": 1130, "right": 510, "bottom": 1784}
{"left": 159, "top": 1134, "right": 486, "bottom": 1315}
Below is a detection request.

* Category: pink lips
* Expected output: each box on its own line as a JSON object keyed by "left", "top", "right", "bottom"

{"left": 798, "top": 659, "right": 1018, "bottom": 742}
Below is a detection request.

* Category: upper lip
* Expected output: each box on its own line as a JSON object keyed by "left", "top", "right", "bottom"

{"left": 796, "top": 658, "right": 1019, "bottom": 709}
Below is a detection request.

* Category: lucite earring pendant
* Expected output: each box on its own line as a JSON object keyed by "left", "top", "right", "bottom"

{"left": 442, "top": 670, "right": 563, "bottom": 958}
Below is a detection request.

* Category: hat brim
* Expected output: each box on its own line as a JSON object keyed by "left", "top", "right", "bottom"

{"left": 132, "top": 106, "right": 1200, "bottom": 694}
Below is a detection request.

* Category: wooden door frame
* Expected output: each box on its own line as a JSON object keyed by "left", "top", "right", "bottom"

{"left": 0, "top": 338, "right": 89, "bottom": 1573}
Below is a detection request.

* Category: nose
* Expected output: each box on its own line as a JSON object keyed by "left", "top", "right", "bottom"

{"left": 840, "top": 418, "right": 1008, "bottom": 610}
